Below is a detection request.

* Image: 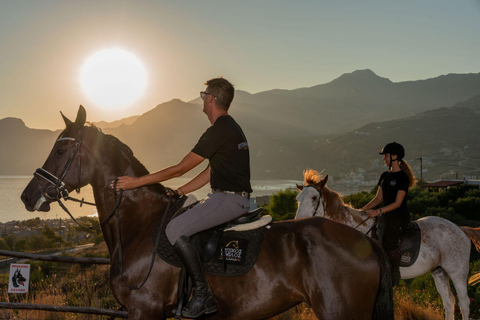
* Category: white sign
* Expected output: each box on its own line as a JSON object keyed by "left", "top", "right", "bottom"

{"left": 8, "top": 264, "right": 30, "bottom": 293}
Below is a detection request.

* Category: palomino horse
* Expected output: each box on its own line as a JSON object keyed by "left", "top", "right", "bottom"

{"left": 295, "top": 169, "right": 480, "bottom": 320}
{"left": 21, "top": 106, "right": 394, "bottom": 320}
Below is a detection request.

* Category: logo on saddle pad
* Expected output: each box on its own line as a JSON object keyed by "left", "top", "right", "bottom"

{"left": 217, "top": 238, "right": 249, "bottom": 265}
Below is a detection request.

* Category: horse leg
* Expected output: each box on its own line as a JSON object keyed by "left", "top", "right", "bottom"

{"left": 450, "top": 273, "right": 470, "bottom": 320}
{"left": 431, "top": 267, "right": 455, "bottom": 320}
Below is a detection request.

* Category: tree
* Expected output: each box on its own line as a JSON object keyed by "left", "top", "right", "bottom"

{"left": 264, "top": 189, "right": 298, "bottom": 221}
{"left": 42, "top": 224, "right": 64, "bottom": 245}
{"left": 342, "top": 186, "right": 378, "bottom": 209}
{"left": 26, "top": 234, "right": 51, "bottom": 251}
{"left": 0, "top": 238, "right": 9, "bottom": 250}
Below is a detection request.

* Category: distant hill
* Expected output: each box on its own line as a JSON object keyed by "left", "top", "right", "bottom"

{"left": 0, "top": 118, "right": 58, "bottom": 175}
{"left": 104, "top": 99, "right": 209, "bottom": 173}
{"left": 231, "top": 69, "right": 480, "bottom": 137}
{"left": 267, "top": 93, "right": 480, "bottom": 182}
{"left": 2, "top": 70, "right": 480, "bottom": 181}
{"left": 92, "top": 115, "right": 140, "bottom": 129}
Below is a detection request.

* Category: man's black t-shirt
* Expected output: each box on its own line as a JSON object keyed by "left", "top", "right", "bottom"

{"left": 378, "top": 170, "right": 410, "bottom": 223}
{"left": 192, "top": 115, "right": 252, "bottom": 193}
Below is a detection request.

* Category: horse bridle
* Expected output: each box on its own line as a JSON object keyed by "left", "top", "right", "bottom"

{"left": 303, "top": 185, "right": 327, "bottom": 217}
{"left": 33, "top": 128, "right": 102, "bottom": 225}
{"left": 303, "top": 185, "right": 374, "bottom": 233}
{"left": 35, "top": 129, "right": 85, "bottom": 201}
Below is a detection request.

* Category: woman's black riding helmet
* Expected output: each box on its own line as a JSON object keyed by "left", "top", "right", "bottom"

{"left": 379, "top": 142, "right": 405, "bottom": 160}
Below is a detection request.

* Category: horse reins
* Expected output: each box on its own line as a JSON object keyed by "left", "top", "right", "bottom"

{"left": 116, "top": 190, "right": 175, "bottom": 290}
{"left": 353, "top": 215, "right": 375, "bottom": 234}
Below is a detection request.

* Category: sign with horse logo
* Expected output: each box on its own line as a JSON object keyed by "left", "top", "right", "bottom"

{"left": 8, "top": 264, "right": 30, "bottom": 293}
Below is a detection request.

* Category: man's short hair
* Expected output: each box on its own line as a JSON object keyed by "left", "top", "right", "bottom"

{"left": 205, "top": 77, "right": 235, "bottom": 111}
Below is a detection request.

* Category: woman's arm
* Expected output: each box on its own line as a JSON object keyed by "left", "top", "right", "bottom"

{"left": 361, "top": 187, "right": 383, "bottom": 211}
{"left": 367, "top": 190, "right": 406, "bottom": 217}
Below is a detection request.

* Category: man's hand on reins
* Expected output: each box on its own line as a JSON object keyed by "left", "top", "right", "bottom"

{"left": 112, "top": 176, "right": 140, "bottom": 191}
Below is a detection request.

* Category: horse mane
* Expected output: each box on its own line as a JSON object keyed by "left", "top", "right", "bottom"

{"left": 303, "top": 169, "right": 366, "bottom": 225}
{"left": 84, "top": 125, "right": 148, "bottom": 175}
{"left": 86, "top": 125, "right": 170, "bottom": 195}
{"left": 304, "top": 169, "right": 324, "bottom": 186}
{"left": 104, "top": 134, "right": 150, "bottom": 176}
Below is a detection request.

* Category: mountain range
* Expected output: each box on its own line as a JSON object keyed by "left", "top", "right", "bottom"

{"left": 1, "top": 69, "right": 480, "bottom": 182}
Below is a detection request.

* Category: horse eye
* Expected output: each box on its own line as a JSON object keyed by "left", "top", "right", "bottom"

{"left": 56, "top": 149, "right": 65, "bottom": 156}
{"left": 312, "top": 196, "right": 317, "bottom": 201}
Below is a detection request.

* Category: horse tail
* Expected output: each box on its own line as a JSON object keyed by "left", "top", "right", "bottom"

{"left": 368, "top": 238, "right": 395, "bottom": 320}
{"left": 460, "top": 226, "right": 480, "bottom": 285}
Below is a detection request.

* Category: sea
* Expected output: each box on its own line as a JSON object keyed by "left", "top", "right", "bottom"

{"left": 0, "top": 176, "right": 370, "bottom": 223}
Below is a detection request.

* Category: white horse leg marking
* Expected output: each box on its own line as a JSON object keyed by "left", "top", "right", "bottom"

{"left": 451, "top": 273, "right": 470, "bottom": 320}
{"left": 431, "top": 267, "right": 455, "bottom": 320}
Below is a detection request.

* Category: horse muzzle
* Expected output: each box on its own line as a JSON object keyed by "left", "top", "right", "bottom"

{"left": 21, "top": 182, "right": 52, "bottom": 212}
{"left": 33, "top": 195, "right": 51, "bottom": 212}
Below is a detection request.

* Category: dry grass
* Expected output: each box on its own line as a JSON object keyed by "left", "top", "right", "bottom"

{"left": 394, "top": 298, "right": 444, "bottom": 320}
{"left": 274, "top": 291, "right": 445, "bottom": 320}
{"left": 0, "top": 243, "right": 118, "bottom": 320}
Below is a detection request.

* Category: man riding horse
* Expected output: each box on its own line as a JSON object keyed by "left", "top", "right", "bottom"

{"left": 114, "top": 77, "right": 252, "bottom": 318}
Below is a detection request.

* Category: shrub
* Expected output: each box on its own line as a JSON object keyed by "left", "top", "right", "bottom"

{"left": 454, "top": 197, "right": 480, "bottom": 220}
{"left": 424, "top": 206, "right": 458, "bottom": 222}
{"left": 263, "top": 189, "right": 298, "bottom": 221}
{"left": 342, "top": 186, "right": 377, "bottom": 208}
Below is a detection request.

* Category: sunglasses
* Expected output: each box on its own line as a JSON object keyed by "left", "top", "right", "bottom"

{"left": 200, "top": 91, "right": 217, "bottom": 100}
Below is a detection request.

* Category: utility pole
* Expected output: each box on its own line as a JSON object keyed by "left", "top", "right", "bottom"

{"left": 418, "top": 157, "right": 423, "bottom": 186}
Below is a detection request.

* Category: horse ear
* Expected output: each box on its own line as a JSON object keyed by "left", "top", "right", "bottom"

{"left": 60, "top": 111, "right": 73, "bottom": 128}
{"left": 296, "top": 183, "right": 304, "bottom": 191}
{"left": 319, "top": 174, "right": 329, "bottom": 188}
{"left": 74, "top": 105, "right": 87, "bottom": 127}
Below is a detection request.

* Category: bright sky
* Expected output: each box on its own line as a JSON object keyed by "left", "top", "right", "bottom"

{"left": 1, "top": 0, "right": 480, "bottom": 130}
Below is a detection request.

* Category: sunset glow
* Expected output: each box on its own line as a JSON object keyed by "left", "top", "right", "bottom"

{"left": 80, "top": 48, "right": 147, "bottom": 110}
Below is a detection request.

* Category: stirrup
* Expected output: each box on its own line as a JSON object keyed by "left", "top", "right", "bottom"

{"left": 182, "top": 289, "right": 217, "bottom": 318}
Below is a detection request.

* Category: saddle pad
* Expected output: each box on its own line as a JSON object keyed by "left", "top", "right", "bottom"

{"left": 224, "top": 215, "right": 272, "bottom": 232}
{"left": 153, "top": 208, "right": 268, "bottom": 276}
{"left": 396, "top": 222, "right": 421, "bottom": 267}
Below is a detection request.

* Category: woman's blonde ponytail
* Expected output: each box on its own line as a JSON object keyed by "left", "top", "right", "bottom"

{"left": 399, "top": 159, "right": 416, "bottom": 188}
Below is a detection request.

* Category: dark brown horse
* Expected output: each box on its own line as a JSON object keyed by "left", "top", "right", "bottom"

{"left": 21, "top": 106, "right": 394, "bottom": 320}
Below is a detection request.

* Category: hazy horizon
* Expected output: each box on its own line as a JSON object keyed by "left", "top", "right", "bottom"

{"left": 1, "top": 0, "right": 480, "bottom": 130}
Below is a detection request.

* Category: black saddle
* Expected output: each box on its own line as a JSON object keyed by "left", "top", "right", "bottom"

{"left": 190, "top": 207, "right": 264, "bottom": 264}
{"left": 392, "top": 222, "right": 421, "bottom": 267}
{"left": 153, "top": 199, "right": 269, "bottom": 277}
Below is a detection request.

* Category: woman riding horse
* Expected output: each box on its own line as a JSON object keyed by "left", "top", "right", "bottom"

{"left": 295, "top": 168, "right": 479, "bottom": 320}
{"left": 362, "top": 142, "right": 415, "bottom": 285}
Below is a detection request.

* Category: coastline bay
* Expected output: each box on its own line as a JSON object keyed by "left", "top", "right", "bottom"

{"left": 0, "top": 176, "right": 371, "bottom": 223}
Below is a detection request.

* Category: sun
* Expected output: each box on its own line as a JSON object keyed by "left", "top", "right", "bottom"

{"left": 80, "top": 48, "right": 147, "bottom": 110}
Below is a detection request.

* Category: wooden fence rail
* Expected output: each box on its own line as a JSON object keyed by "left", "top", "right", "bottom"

{"left": 0, "top": 249, "right": 110, "bottom": 264}
{"left": 0, "top": 249, "right": 125, "bottom": 318}
{"left": 0, "top": 302, "right": 128, "bottom": 318}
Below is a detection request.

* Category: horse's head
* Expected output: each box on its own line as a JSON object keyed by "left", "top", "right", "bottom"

{"left": 21, "top": 105, "right": 96, "bottom": 212}
{"left": 295, "top": 169, "right": 328, "bottom": 219}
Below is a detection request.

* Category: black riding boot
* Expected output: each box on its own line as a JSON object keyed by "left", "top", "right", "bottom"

{"left": 387, "top": 250, "right": 401, "bottom": 286}
{"left": 173, "top": 236, "right": 217, "bottom": 318}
